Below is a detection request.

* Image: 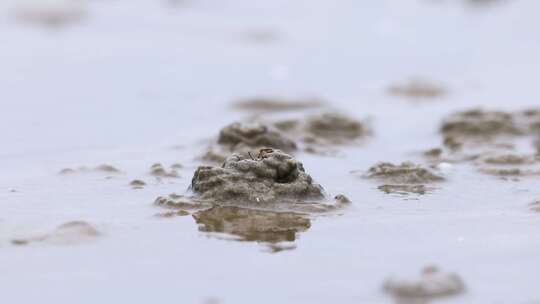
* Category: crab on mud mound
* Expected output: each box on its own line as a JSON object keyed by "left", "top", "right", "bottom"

{"left": 193, "top": 149, "right": 324, "bottom": 204}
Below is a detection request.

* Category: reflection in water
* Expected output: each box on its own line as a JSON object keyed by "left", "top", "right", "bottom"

{"left": 192, "top": 206, "right": 311, "bottom": 252}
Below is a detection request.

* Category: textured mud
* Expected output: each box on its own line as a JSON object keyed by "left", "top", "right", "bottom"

{"left": 363, "top": 162, "right": 444, "bottom": 195}
{"left": 383, "top": 266, "right": 465, "bottom": 302}
{"left": 11, "top": 221, "right": 99, "bottom": 246}
{"left": 193, "top": 150, "right": 324, "bottom": 204}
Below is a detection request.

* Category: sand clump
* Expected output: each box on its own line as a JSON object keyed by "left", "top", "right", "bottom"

{"left": 304, "top": 112, "right": 367, "bottom": 143}
{"left": 231, "top": 97, "right": 323, "bottom": 112}
{"left": 378, "top": 184, "right": 431, "bottom": 195}
{"left": 202, "top": 122, "right": 297, "bottom": 163}
{"left": 481, "top": 154, "right": 537, "bottom": 165}
{"left": 441, "top": 110, "right": 519, "bottom": 149}
{"left": 384, "top": 266, "right": 465, "bottom": 301}
{"left": 388, "top": 79, "right": 447, "bottom": 99}
{"left": 477, "top": 167, "right": 540, "bottom": 179}
{"left": 149, "top": 163, "right": 180, "bottom": 178}
{"left": 14, "top": 0, "right": 87, "bottom": 28}
{"left": 130, "top": 179, "right": 146, "bottom": 189}
{"left": 529, "top": 201, "right": 540, "bottom": 212}
{"left": 218, "top": 122, "right": 297, "bottom": 152}
{"left": 366, "top": 162, "right": 444, "bottom": 184}
{"left": 12, "top": 221, "right": 99, "bottom": 246}
{"left": 435, "top": 109, "right": 540, "bottom": 177}
{"left": 473, "top": 152, "right": 540, "bottom": 178}
{"left": 59, "top": 164, "right": 121, "bottom": 175}
{"left": 363, "top": 162, "right": 444, "bottom": 195}
{"left": 440, "top": 109, "right": 540, "bottom": 150}
{"left": 274, "top": 112, "right": 368, "bottom": 146}
{"left": 423, "top": 148, "right": 444, "bottom": 159}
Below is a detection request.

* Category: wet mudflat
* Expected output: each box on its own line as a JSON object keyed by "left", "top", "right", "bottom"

{"left": 1, "top": 1, "right": 540, "bottom": 304}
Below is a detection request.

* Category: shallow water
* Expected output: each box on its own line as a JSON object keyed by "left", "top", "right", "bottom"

{"left": 1, "top": 0, "right": 540, "bottom": 303}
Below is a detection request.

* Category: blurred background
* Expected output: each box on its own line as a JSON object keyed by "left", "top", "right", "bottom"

{"left": 2, "top": 0, "right": 539, "bottom": 157}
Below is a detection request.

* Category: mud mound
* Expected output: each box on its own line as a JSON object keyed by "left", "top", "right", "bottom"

{"left": 442, "top": 110, "right": 520, "bottom": 139}
{"left": 192, "top": 150, "right": 324, "bottom": 204}
{"left": 149, "top": 163, "right": 179, "bottom": 178}
{"left": 218, "top": 122, "right": 297, "bottom": 152}
{"left": 305, "top": 112, "right": 367, "bottom": 142}
{"left": 273, "top": 112, "right": 368, "bottom": 147}
{"left": 130, "top": 179, "right": 146, "bottom": 189}
{"left": 440, "top": 109, "right": 540, "bottom": 150}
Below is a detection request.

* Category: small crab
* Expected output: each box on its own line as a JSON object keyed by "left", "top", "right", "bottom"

{"left": 249, "top": 148, "right": 275, "bottom": 161}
